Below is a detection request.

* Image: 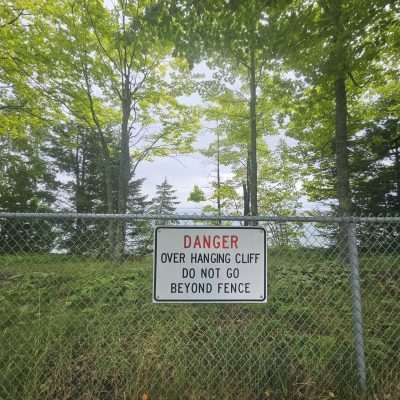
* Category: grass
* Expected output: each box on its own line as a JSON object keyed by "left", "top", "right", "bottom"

{"left": 0, "top": 249, "right": 399, "bottom": 400}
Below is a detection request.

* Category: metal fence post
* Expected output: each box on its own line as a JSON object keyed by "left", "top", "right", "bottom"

{"left": 347, "top": 222, "right": 367, "bottom": 393}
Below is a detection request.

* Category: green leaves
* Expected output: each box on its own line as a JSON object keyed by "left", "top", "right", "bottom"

{"left": 1, "top": 0, "right": 399, "bottom": 217}
{"left": 188, "top": 185, "right": 206, "bottom": 202}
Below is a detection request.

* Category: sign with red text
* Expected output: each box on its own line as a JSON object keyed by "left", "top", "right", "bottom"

{"left": 153, "top": 226, "right": 267, "bottom": 303}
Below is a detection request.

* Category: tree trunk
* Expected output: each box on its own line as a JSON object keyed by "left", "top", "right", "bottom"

{"left": 335, "top": 75, "right": 352, "bottom": 253}
{"left": 335, "top": 76, "right": 352, "bottom": 216}
{"left": 82, "top": 66, "right": 115, "bottom": 255}
{"left": 243, "top": 155, "right": 251, "bottom": 226}
{"left": 394, "top": 138, "right": 400, "bottom": 206}
{"left": 74, "top": 130, "right": 86, "bottom": 255}
{"left": 97, "top": 134, "right": 114, "bottom": 254}
{"left": 243, "top": 181, "right": 250, "bottom": 226}
{"left": 216, "top": 128, "right": 221, "bottom": 223}
{"left": 115, "top": 81, "right": 132, "bottom": 259}
{"left": 249, "top": 46, "right": 258, "bottom": 220}
{"left": 118, "top": 88, "right": 131, "bottom": 215}
{"left": 102, "top": 153, "right": 115, "bottom": 256}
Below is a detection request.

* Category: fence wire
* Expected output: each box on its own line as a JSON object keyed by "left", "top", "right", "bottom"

{"left": 0, "top": 213, "right": 399, "bottom": 400}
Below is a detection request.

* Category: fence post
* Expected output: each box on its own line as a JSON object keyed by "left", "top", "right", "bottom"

{"left": 347, "top": 222, "right": 367, "bottom": 393}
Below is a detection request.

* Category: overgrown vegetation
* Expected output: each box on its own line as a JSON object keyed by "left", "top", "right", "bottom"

{"left": 1, "top": 250, "right": 398, "bottom": 400}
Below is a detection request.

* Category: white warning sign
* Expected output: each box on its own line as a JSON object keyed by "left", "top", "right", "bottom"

{"left": 153, "top": 226, "right": 267, "bottom": 303}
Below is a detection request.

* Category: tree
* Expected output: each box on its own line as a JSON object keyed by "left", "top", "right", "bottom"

{"left": 198, "top": 72, "right": 298, "bottom": 220}
{"left": 188, "top": 185, "right": 206, "bottom": 203}
{"left": 201, "top": 87, "right": 251, "bottom": 218}
{"left": 351, "top": 118, "right": 400, "bottom": 251}
{"left": 127, "top": 177, "right": 152, "bottom": 255}
{"left": 48, "top": 121, "right": 154, "bottom": 255}
{"left": 158, "top": 0, "right": 286, "bottom": 218}
{"left": 271, "top": 0, "right": 399, "bottom": 258}
{"left": 48, "top": 122, "right": 113, "bottom": 255}
{"left": 0, "top": 1, "right": 60, "bottom": 253}
{"left": 277, "top": 0, "right": 398, "bottom": 250}
{"left": 352, "top": 118, "right": 400, "bottom": 213}
{"left": 0, "top": 127, "right": 57, "bottom": 253}
{"left": 0, "top": 0, "right": 49, "bottom": 134}
{"left": 0, "top": 0, "right": 200, "bottom": 257}
{"left": 149, "top": 178, "right": 179, "bottom": 224}
{"left": 1, "top": 1, "right": 53, "bottom": 179}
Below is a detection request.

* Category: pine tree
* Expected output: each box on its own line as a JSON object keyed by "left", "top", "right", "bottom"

{"left": 127, "top": 177, "right": 152, "bottom": 254}
{"left": 0, "top": 131, "right": 57, "bottom": 254}
{"left": 48, "top": 123, "right": 113, "bottom": 255}
{"left": 149, "top": 178, "right": 179, "bottom": 225}
{"left": 351, "top": 117, "right": 400, "bottom": 251}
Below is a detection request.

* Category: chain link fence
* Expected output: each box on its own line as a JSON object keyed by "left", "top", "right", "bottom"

{"left": 0, "top": 213, "right": 399, "bottom": 399}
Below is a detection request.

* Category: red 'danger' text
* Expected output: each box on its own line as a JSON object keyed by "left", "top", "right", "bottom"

{"left": 183, "top": 234, "right": 239, "bottom": 249}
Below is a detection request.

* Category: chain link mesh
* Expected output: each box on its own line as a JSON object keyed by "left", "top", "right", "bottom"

{"left": 0, "top": 214, "right": 399, "bottom": 399}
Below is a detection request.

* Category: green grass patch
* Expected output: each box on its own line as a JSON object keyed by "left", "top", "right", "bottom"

{"left": 0, "top": 250, "right": 399, "bottom": 399}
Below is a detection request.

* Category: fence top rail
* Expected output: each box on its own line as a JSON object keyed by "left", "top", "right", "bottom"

{"left": 0, "top": 212, "right": 400, "bottom": 223}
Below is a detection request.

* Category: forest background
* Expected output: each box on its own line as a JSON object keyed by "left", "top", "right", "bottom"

{"left": 1, "top": 0, "right": 399, "bottom": 221}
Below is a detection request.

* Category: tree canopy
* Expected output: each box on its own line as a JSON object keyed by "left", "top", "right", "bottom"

{"left": 1, "top": 0, "right": 399, "bottom": 231}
